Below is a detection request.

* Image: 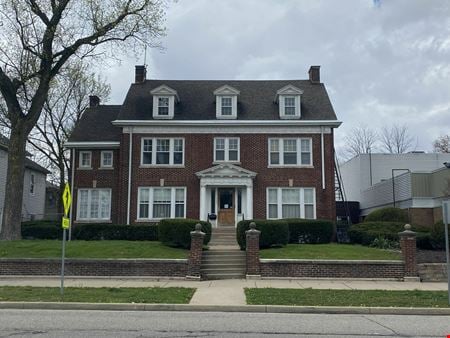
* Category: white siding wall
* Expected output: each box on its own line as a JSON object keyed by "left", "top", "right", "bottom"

{"left": 0, "top": 149, "right": 47, "bottom": 229}
{"left": 339, "top": 153, "right": 450, "bottom": 202}
{"left": 360, "top": 172, "right": 412, "bottom": 216}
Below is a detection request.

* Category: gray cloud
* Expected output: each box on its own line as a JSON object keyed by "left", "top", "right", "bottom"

{"left": 103, "top": 0, "right": 450, "bottom": 153}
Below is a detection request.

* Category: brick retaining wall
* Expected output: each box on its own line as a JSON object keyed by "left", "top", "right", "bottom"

{"left": 0, "top": 258, "right": 188, "bottom": 277}
{"left": 260, "top": 259, "right": 405, "bottom": 279}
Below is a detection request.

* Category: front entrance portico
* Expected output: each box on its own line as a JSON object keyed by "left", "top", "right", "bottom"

{"left": 196, "top": 164, "right": 257, "bottom": 227}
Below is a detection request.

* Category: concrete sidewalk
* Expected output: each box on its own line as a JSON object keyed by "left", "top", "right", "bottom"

{"left": 0, "top": 276, "right": 448, "bottom": 306}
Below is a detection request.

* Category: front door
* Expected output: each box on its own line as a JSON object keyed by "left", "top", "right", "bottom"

{"left": 218, "top": 188, "right": 234, "bottom": 225}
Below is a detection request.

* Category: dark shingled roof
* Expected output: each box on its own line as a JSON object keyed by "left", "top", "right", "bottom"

{"left": 116, "top": 80, "right": 338, "bottom": 121}
{"left": 68, "top": 105, "right": 121, "bottom": 142}
{"left": 0, "top": 134, "right": 49, "bottom": 174}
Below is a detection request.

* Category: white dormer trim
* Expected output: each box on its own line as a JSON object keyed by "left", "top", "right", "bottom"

{"left": 214, "top": 85, "right": 240, "bottom": 119}
{"left": 275, "top": 85, "right": 303, "bottom": 120}
{"left": 150, "top": 85, "right": 179, "bottom": 119}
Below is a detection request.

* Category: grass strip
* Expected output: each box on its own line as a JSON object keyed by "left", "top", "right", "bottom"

{"left": 260, "top": 244, "right": 401, "bottom": 260}
{"left": 0, "top": 240, "right": 188, "bottom": 259}
{"left": 0, "top": 286, "right": 195, "bottom": 304}
{"left": 245, "top": 288, "right": 449, "bottom": 308}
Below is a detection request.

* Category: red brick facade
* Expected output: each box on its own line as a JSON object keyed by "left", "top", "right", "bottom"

{"left": 72, "top": 131, "right": 336, "bottom": 224}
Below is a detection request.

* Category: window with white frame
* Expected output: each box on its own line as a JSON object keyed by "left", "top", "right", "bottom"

{"left": 77, "top": 189, "right": 111, "bottom": 221}
{"left": 267, "top": 188, "right": 315, "bottom": 219}
{"left": 30, "top": 174, "right": 35, "bottom": 195}
{"left": 214, "top": 138, "right": 240, "bottom": 162}
{"left": 284, "top": 96, "right": 296, "bottom": 115}
{"left": 221, "top": 97, "right": 233, "bottom": 116}
{"left": 138, "top": 187, "right": 186, "bottom": 220}
{"left": 141, "top": 138, "right": 184, "bottom": 166}
{"left": 268, "top": 138, "right": 312, "bottom": 166}
{"left": 157, "top": 97, "right": 169, "bottom": 116}
{"left": 79, "top": 151, "right": 92, "bottom": 168}
{"left": 101, "top": 151, "right": 113, "bottom": 168}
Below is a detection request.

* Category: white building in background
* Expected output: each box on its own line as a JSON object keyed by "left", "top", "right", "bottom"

{"left": 338, "top": 152, "right": 450, "bottom": 225}
{"left": 0, "top": 134, "right": 49, "bottom": 228}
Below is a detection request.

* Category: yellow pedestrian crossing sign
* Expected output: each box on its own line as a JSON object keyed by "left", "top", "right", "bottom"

{"left": 62, "top": 183, "right": 72, "bottom": 218}
{"left": 62, "top": 217, "right": 70, "bottom": 229}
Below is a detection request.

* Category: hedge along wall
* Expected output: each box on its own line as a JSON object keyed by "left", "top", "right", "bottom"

{"left": 158, "top": 219, "right": 211, "bottom": 249}
{"left": 236, "top": 220, "right": 289, "bottom": 250}
{"left": 0, "top": 258, "right": 188, "bottom": 277}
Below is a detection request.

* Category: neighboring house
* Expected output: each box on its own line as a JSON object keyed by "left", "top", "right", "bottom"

{"left": 66, "top": 65, "right": 341, "bottom": 227}
{"left": 339, "top": 153, "right": 450, "bottom": 224}
{"left": 0, "top": 134, "right": 49, "bottom": 228}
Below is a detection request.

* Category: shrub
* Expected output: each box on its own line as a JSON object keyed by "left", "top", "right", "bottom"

{"left": 21, "top": 221, "right": 62, "bottom": 239}
{"left": 158, "top": 218, "right": 211, "bottom": 249}
{"left": 348, "top": 221, "right": 442, "bottom": 250}
{"left": 370, "top": 236, "right": 400, "bottom": 250}
{"left": 427, "top": 220, "right": 450, "bottom": 250}
{"left": 364, "top": 207, "right": 409, "bottom": 223}
{"left": 72, "top": 223, "right": 159, "bottom": 241}
{"left": 236, "top": 219, "right": 289, "bottom": 250}
{"left": 285, "top": 218, "right": 334, "bottom": 244}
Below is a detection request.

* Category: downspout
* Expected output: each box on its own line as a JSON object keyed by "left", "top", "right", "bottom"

{"left": 321, "top": 127, "right": 325, "bottom": 190}
{"left": 126, "top": 129, "right": 133, "bottom": 225}
{"left": 68, "top": 148, "right": 75, "bottom": 241}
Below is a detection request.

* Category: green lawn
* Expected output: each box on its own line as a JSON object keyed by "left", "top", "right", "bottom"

{"left": 0, "top": 286, "right": 195, "bottom": 303}
{"left": 0, "top": 240, "right": 188, "bottom": 259}
{"left": 245, "top": 288, "right": 449, "bottom": 308}
{"left": 260, "top": 244, "right": 401, "bottom": 260}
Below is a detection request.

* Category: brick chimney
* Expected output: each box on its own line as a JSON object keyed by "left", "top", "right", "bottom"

{"left": 308, "top": 66, "right": 320, "bottom": 84}
{"left": 135, "top": 65, "right": 147, "bottom": 83}
{"left": 89, "top": 95, "right": 100, "bottom": 107}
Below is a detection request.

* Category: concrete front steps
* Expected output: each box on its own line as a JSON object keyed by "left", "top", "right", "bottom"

{"left": 202, "top": 226, "right": 246, "bottom": 280}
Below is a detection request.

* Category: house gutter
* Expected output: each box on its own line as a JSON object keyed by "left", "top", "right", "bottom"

{"left": 68, "top": 148, "right": 75, "bottom": 241}
{"left": 126, "top": 129, "right": 133, "bottom": 225}
{"left": 321, "top": 127, "right": 325, "bottom": 190}
{"left": 112, "top": 120, "right": 342, "bottom": 127}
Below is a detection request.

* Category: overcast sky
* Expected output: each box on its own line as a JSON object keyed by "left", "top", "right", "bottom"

{"left": 103, "top": 0, "right": 450, "bottom": 156}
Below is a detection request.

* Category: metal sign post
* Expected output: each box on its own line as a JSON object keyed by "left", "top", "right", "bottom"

{"left": 442, "top": 200, "right": 450, "bottom": 305}
{"left": 60, "top": 183, "right": 72, "bottom": 298}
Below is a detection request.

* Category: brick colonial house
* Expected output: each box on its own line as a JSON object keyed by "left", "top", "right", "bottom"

{"left": 66, "top": 66, "right": 341, "bottom": 227}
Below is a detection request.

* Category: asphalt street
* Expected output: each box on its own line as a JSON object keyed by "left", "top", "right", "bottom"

{"left": 0, "top": 309, "right": 449, "bottom": 337}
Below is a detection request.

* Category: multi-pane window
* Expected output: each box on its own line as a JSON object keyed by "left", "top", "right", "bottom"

{"left": 138, "top": 187, "right": 186, "bottom": 219}
{"left": 101, "top": 151, "right": 113, "bottom": 168}
{"left": 141, "top": 138, "right": 184, "bottom": 165}
{"left": 221, "top": 97, "right": 232, "bottom": 115}
{"left": 268, "top": 138, "right": 312, "bottom": 166}
{"left": 214, "top": 138, "right": 240, "bottom": 162}
{"left": 157, "top": 97, "right": 169, "bottom": 115}
{"left": 77, "top": 189, "right": 111, "bottom": 221}
{"left": 267, "top": 188, "right": 315, "bottom": 219}
{"left": 79, "top": 151, "right": 92, "bottom": 168}
{"left": 284, "top": 97, "right": 296, "bottom": 115}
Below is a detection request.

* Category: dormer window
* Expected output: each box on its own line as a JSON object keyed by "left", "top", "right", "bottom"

{"left": 214, "top": 85, "right": 240, "bottom": 119}
{"left": 221, "top": 97, "right": 233, "bottom": 116}
{"left": 157, "top": 97, "right": 169, "bottom": 116}
{"left": 275, "top": 85, "right": 303, "bottom": 119}
{"left": 150, "top": 85, "right": 179, "bottom": 119}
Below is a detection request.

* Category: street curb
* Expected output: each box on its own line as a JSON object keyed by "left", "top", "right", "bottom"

{"left": 1, "top": 302, "right": 450, "bottom": 315}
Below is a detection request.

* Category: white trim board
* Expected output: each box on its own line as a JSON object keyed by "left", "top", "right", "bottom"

{"left": 113, "top": 119, "right": 341, "bottom": 127}
{"left": 123, "top": 126, "right": 333, "bottom": 134}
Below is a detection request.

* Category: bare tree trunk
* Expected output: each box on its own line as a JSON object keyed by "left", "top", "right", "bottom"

{"left": 58, "top": 160, "right": 65, "bottom": 216}
{"left": 0, "top": 126, "right": 27, "bottom": 240}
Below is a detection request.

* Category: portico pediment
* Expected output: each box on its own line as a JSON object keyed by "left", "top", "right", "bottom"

{"left": 196, "top": 163, "right": 257, "bottom": 179}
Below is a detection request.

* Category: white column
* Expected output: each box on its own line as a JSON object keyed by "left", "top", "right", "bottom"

{"left": 199, "top": 184, "right": 206, "bottom": 221}
{"left": 246, "top": 185, "right": 253, "bottom": 220}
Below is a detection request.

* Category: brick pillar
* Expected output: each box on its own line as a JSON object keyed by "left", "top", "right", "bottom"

{"left": 246, "top": 222, "right": 261, "bottom": 279}
{"left": 186, "top": 223, "right": 205, "bottom": 280}
{"left": 399, "top": 224, "right": 419, "bottom": 282}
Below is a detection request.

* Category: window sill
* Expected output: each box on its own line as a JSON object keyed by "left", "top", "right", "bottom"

{"left": 152, "top": 115, "right": 174, "bottom": 119}
{"left": 268, "top": 165, "right": 314, "bottom": 169}
{"left": 213, "top": 161, "right": 241, "bottom": 165}
{"left": 139, "top": 165, "right": 185, "bottom": 168}
{"left": 75, "top": 220, "right": 112, "bottom": 223}
{"left": 99, "top": 167, "right": 114, "bottom": 170}
{"left": 135, "top": 218, "right": 185, "bottom": 222}
{"left": 78, "top": 167, "right": 93, "bottom": 170}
